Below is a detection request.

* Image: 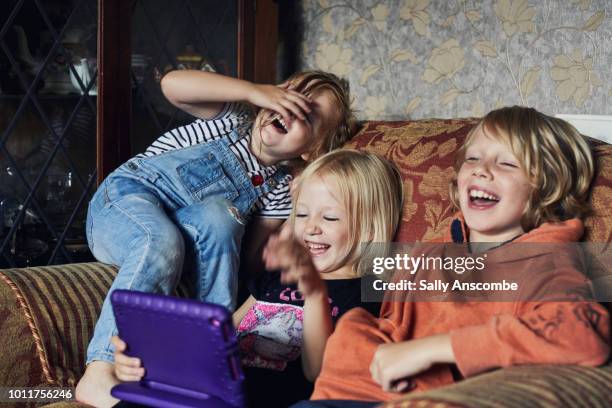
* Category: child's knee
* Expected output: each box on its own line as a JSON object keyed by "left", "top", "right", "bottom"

{"left": 179, "top": 200, "right": 245, "bottom": 244}
{"left": 207, "top": 200, "right": 246, "bottom": 232}
{"left": 139, "top": 224, "right": 185, "bottom": 273}
{"left": 208, "top": 205, "right": 245, "bottom": 243}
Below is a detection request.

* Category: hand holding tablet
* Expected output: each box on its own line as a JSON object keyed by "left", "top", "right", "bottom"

{"left": 110, "top": 290, "right": 245, "bottom": 408}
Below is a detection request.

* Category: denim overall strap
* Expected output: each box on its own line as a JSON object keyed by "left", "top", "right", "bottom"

{"left": 226, "top": 128, "right": 290, "bottom": 196}
{"left": 247, "top": 162, "right": 290, "bottom": 209}
{"left": 225, "top": 129, "right": 290, "bottom": 212}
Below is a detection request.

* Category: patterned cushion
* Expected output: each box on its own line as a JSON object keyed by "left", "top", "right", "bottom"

{"left": 381, "top": 364, "right": 612, "bottom": 408}
{"left": 347, "top": 120, "right": 612, "bottom": 244}
{"left": 586, "top": 143, "right": 612, "bottom": 243}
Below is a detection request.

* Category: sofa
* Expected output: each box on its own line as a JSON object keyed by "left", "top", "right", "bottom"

{"left": 1, "top": 118, "right": 610, "bottom": 408}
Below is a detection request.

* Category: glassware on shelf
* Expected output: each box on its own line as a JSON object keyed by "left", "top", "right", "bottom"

{"left": 131, "top": 54, "right": 150, "bottom": 83}
{"left": 69, "top": 58, "right": 97, "bottom": 95}
{"left": 45, "top": 165, "right": 75, "bottom": 217}
{"left": 0, "top": 165, "right": 26, "bottom": 225}
{"left": 162, "top": 45, "right": 216, "bottom": 76}
{"left": 0, "top": 197, "right": 20, "bottom": 229}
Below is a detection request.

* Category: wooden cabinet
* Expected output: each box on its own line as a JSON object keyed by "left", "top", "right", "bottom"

{"left": 0, "top": 0, "right": 277, "bottom": 267}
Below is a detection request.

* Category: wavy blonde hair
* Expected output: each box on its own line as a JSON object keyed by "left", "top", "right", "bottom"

{"left": 290, "top": 149, "right": 404, "bottom": 276}
{"left": 255, "top": 70, "right": 356, "bottom": 164}
{"left": 450, "top": 106, "right": 594, "bottom": 231}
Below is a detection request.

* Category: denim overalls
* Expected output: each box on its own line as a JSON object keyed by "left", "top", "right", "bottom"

{"left": 85, "top": 130, "right": 287, "bottom": 364}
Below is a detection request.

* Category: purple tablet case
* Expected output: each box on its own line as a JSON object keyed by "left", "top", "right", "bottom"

{"left": 110, "top": 290, "right": 245, "bottom": 408}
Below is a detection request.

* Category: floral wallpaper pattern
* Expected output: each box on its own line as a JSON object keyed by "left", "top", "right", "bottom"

{"left": 298, "top": 0, "right": 612, "bottom": 120}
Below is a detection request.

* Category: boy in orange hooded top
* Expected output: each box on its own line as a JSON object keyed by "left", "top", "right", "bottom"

{"left": 295, "top": 106, "right": 610, "bottom": 406}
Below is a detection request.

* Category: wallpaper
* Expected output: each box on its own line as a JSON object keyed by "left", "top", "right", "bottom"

{"left": 297, "top": 0, "right": 612, "bottom": 120}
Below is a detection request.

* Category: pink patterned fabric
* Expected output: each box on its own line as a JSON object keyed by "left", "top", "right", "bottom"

{"left": 237, "top": 301, "right": 304, "bottom": 371}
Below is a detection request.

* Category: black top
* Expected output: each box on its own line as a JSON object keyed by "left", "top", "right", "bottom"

{"left": 241, "top": 272, "right": 380, "bottom": 408}
{"left": 249, "top": 271, "right": 380, "bottom": 320}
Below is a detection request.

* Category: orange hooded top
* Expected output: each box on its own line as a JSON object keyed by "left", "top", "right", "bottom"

{"left": 311, "top": 216, "right": 610, "bottom": 402}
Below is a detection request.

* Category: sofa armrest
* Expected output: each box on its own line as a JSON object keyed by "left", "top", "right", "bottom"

{"left": 0, "top": 268, "right": 46, "bottom": 393}
{"left": 0, "top": 263, "right": 117, "bottom": 390}
{"left": 381, "top": 364, "right": 612, "bottom": 408}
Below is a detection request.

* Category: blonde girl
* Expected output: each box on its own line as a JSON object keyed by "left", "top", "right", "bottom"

{"left": 113, "top": 149, "right": 404, "bottom": 408}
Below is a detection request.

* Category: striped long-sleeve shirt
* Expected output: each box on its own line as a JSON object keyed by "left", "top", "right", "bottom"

{"left": 136, "top": 103, "right": 292, "bottom": 218}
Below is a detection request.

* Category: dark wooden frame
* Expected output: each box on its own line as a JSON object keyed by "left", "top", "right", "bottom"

{"left": 96, "top": 0, "right": 278, "bottom": 183}
{"left": 97, "top": 0, "right": 132, "bottom": 185}
{"left": 238, "top": 0, "right": 278, "bottom": 84}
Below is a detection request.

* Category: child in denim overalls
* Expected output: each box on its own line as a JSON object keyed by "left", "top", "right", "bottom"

{"left": 76, "top": 70, "right": 355, "bottom": 407}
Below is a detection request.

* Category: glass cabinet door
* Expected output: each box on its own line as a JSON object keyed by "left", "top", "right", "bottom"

{"left": 1, "top": 0, "right": 276, "bottom": 267}
{"left": 0, "top": 0, "right": 98, "bottom": 267}
{"left": 129, "top": 0, "right": 239, "bottom": 155}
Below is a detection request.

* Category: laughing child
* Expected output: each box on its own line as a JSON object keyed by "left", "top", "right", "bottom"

{"left": 112, "top": 150, "right": 404, "bottom": 407}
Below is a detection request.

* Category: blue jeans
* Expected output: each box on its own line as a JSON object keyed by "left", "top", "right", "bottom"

{"left": 85, "top": 133, "right": 286, "bottom": 364}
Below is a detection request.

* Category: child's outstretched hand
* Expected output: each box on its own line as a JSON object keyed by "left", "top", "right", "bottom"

{"left": 262, "top": 225, "right": 324, "bottom": 297}
{"left": 112, "top": 336, "right": 145, "bottom": 382}
{"left": 369, "top": 334, "right": 455, "bottom": 393}
{"left": 248, "top": 82, "right": 312, "bottom": 124}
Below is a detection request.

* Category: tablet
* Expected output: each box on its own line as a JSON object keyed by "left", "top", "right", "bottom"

{"left": 110, "top": 289, "right": 245, "bottom": 408}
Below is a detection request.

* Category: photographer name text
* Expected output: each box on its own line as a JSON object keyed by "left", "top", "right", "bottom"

{"left": 372, "top": 279, "right": 519, "bottom": 292}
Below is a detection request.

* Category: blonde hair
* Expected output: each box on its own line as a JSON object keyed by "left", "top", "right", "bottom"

{"left": 256, "top": 70, "right": 356, "bottom": 164}
{"left": 290, "top": 149, "right": 404, "bottom": 276}
{"left": 450, "top": 106, "right": 594, "bottom": 231}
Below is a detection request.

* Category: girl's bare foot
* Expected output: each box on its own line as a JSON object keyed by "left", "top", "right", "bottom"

{"left": 75, "top": 361, "right": 120, "bottom": 407}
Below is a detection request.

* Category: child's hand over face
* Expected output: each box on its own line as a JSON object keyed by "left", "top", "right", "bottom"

{"left": 262, "top": 225, "right": 325, "bottom": 297}
{"left": 248, "top": 83, "right": 312, "bottom": 124}
{"left": 370, "top": 334, "right": 455, "bottom": 393}
{"left": 111, "top": 336, "right": 145, "bottom": 382}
